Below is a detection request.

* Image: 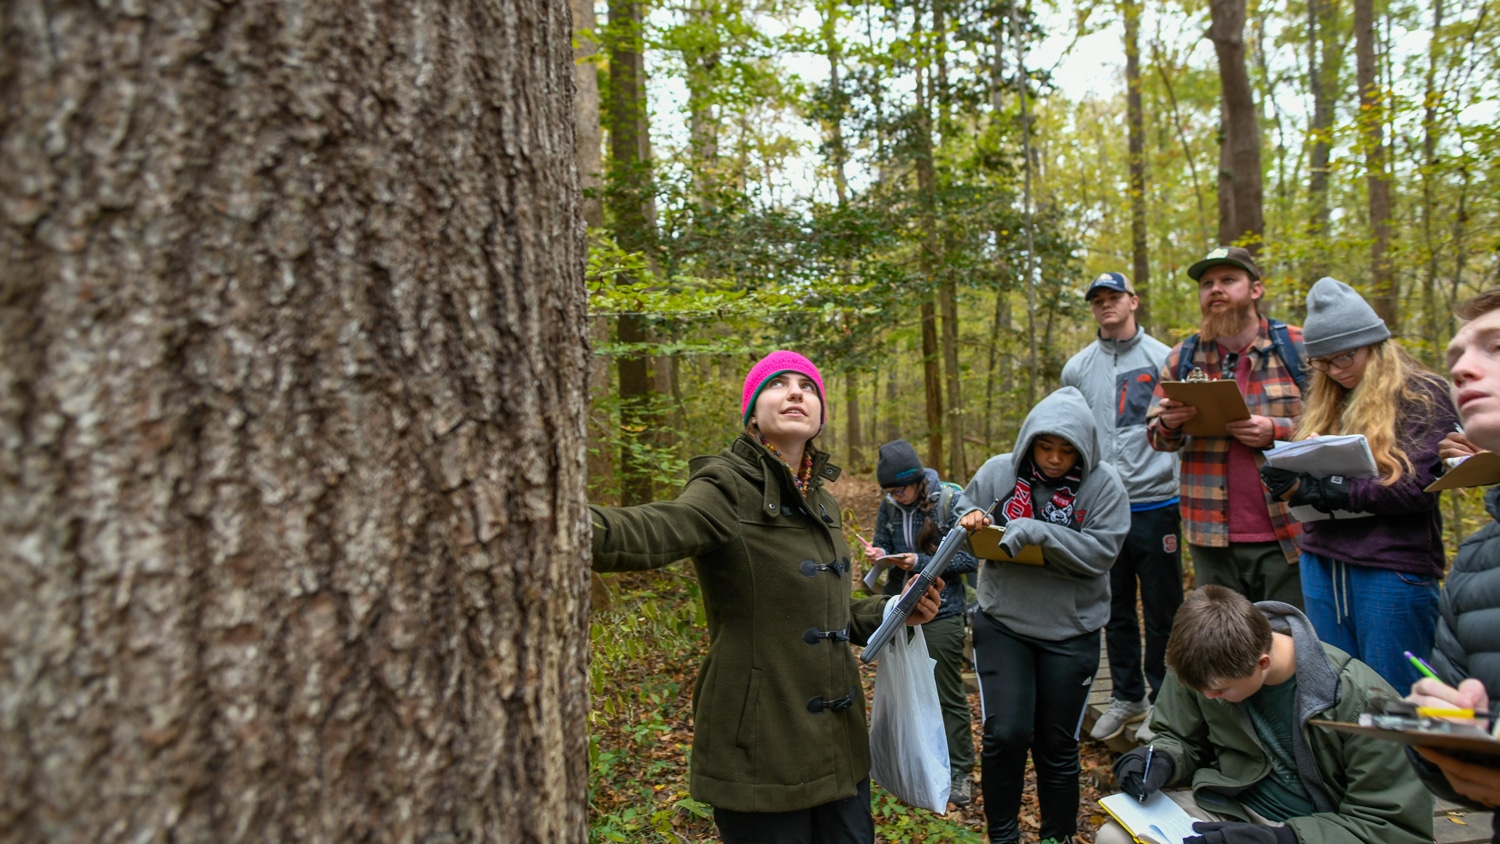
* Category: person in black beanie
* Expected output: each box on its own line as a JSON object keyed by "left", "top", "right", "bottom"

{"left": 868, "top": 439, "right": 979, "bottom": 807}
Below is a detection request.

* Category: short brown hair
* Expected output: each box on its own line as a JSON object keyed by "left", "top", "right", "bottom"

{"left": 1456, "top": 289, "right": 1500, "bottom": 321}
{"left": 1165, "top": 586, "right": 1273, "bottom": 692}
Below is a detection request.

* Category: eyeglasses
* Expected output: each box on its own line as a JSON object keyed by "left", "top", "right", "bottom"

{"left": 1307, "top": 350, "right": 1359, "bottom": 372}
{"left": 883, "top": 485, "right": 913, "bottom": 495}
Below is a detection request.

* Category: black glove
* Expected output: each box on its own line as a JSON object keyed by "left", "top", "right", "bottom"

{"left": 1287, "top": 473, "right": 1351, "bottom": 514}
{"left": 1113, "top": 745, "right": 1174, "bottom": 801}
{"left": 1259, "top": 466, "right": 1300, "bottom": 500}
{"left": 1185, "top": 820, "right": 1297, "bottom": 844}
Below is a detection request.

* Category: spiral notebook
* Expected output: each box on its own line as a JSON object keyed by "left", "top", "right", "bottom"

{"left": 1098, "top": 791, "right": 1199, "bottom": 844}
{"left": 1262, "top": 435, "right": 1377, "bottom": 522}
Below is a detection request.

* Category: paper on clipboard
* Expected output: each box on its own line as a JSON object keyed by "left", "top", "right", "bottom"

{"left": 1097, "top": 791, "right": 1200, "bottom": 844}
{"left": 1311, "top": 718, "right": 1500, "bottom": 758}
{"left": 1263, "top": 435, "right": 1379, "bottom": 522}
{"left": 1426, "top": 451, "right": 1500, "bottom": 492}
{"left": 969, "top": 526, "right": 1044, "bottom": 565}
{"left": 1159, "top": 379, "right": 1251, "bottom": 437}
{"left": 1263, "top": 435, "right": 1378, "bottom": 478}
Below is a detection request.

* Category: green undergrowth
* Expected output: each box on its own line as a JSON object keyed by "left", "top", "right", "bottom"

{"left": 588, "top": 567, "right": 984, "bottom": 843}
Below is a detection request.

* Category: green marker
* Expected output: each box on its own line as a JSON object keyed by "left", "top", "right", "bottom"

{"left": 1405, "top": 650, "right": 1440, "bottom": 681}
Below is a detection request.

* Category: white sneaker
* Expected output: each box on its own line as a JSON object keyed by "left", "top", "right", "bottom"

{"left": 1090, "top": 696, "right": 1149, "bottom": 741}
{"left": 1135, "top": 706, "right": 1156, "bottom": 743}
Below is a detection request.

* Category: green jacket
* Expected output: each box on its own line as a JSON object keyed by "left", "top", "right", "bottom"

{"left": 590, "top": 434, "right": 888, "bottom": 813}
{"left": 1151, "top": 603, "right": 1433, "bottom": 844}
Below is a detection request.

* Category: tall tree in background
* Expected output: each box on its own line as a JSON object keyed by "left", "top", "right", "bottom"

{"left": 1355, "top": 0, "right": 1396, "bottom": 326}
{"left": 606, "top": 0, "right": 664, "bottom": 504}
{"left": 1303, "top": 0, "right": 1345, "bottom": 286}
{"left": 1123, "top": 0, "right": 1152, "bottom": 324}
{"left": 913, "top": 0, "right": 948, "bottom": 476}
{"left": 1207, "top": 0, "right": 1265, "bottom": 250}
{"left": 0, "top": 0, "right": 591, "bottom": 840}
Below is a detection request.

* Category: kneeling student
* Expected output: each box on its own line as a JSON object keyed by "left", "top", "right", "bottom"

{"left": 1097, "top": 585, "right": 1432, "bottom": 844}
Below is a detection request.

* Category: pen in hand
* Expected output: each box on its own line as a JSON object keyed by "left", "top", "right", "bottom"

{"left": 1405, "top": 650, "right": 1441, "bottom": 682}
{"left": 1137, "top": 744, "right": 1154, "bottom": 803}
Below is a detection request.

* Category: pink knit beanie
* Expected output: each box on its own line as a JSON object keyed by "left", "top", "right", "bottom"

{"left": 741, "top": 351, "right": 826, "bottom": 431}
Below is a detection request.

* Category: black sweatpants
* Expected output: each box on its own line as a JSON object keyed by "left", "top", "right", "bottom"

{"left": 1104, "top": 503, "right": 1183, "bottom": 704}
{"left": 972, "top": 611, "right": 1098, "bottom": 844}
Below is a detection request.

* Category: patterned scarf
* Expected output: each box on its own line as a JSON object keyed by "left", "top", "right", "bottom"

{"left": 1000, "top": 454, "right": 1084, "bottom": 529}
{"left": 760, "top": 437, "right": 815, "bottom": 498}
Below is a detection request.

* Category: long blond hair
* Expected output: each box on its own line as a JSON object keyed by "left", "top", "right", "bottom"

{"left": 1295, "top": 340, "right": 1441, "bottom": 485}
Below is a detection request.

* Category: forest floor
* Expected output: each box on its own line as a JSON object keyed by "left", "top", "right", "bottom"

{"left": 588, "top": 473, "right": 1118, "bottom": 843}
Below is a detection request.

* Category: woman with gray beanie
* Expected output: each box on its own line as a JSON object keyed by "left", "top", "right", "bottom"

{"left": 1259, "top": 278, "right": 1459, "bottom": 689}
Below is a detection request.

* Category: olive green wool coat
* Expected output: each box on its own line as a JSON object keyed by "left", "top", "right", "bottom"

{"left": 590, "top": 434, "right": 889, "bottom": 814}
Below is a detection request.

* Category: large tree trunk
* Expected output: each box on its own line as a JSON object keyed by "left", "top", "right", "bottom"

{"left": 1355, "top": 0, "right": 1396, "bottom": 328}
{"left": 1123, "top": 0, "right": 1151, "bottom": 326}
{"left": 1207, "top": 0, "right": 1265, "bottom": 250}
{"left": 0, "top": 1, "right": 591, "bottom": 842}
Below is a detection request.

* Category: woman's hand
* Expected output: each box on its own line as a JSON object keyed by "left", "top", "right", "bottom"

{"left": 958, "top": 509, "right": 990, "bottom": 533}
{"left": 904, "top": 577, "right": 945, "bottom": 626}
{"left": 1440, "top": 431, "right": 1481, "bottom": 462}
{"left": 885, "top": 552, "right": 916, "bottom": 571}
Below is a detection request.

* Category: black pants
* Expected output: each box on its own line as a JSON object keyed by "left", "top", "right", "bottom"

{"left": 1105, "top": 503, "right": 1184, "bottom": 704}
{"left": 714, "top": 778, "right": 873, "bottom": 844}
{"left": 972, "top": 612, "right": 1098, "bottom": 844}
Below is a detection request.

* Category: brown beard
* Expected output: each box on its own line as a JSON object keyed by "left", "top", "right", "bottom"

{"left": 1201, "top": 299, "right": 1258, "bottom": 343}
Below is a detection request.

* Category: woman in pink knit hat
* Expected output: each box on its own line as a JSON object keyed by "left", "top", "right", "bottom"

{"left": 590, "top": 350, "right": 942, "bottom": 843}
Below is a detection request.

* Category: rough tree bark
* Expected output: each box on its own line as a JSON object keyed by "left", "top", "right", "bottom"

{"left": 1207, "top": 0, "right": 1265, "bottom": 251}
{"left": 0, "top": 1, "right": 591, "bottom": 842}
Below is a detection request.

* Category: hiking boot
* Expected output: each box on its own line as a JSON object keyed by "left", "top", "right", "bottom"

{"left": 1090, "top": 696, "right": 1149, "bottom": 741}
{"left": 949, "top": 772, "right": 974, "bottom": 807}
{"left": 1135, "top": 705, "right": 1156, "bottom": 743}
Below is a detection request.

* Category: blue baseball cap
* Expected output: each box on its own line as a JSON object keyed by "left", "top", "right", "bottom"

{"left": 1085, "top": 272, "right": 1135, "bottom": 301}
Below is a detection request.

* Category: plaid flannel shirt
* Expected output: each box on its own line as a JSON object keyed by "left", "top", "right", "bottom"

{"left": 1146, "top": 316, "right": 1305, "bottom": 564}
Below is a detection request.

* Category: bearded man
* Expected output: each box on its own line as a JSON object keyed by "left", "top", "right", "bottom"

{"left": 1146, "top": 247, "right": 1307, "bottom": 607}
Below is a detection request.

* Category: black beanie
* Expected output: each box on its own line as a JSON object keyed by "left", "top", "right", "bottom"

{"left": 877, "top": 440, "right": 924, "bottom": 488}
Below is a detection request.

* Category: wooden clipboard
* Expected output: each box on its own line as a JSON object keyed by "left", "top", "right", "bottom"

{"left": 1159, "top": 379, "right": 1251, "bottom": 437}
{"left": 969, "top": 526, "right": 1044, "bottom": 565}
{"left": 1426, "top": 451, "right": 1500, "bottom": 492}
{"left": 1310, "top": 719, "right": 1500, "bottom": 758}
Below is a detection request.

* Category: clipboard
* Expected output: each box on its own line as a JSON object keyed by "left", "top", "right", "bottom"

{"left": 1159, "top": 379, "right": 1250, "bottom": 437}
{"left": 1311, "top": 718, "right": 1500, "bottom": 758}
{"left": 1426, "top": 451, "right": 1500, "bottom": 492}
{"left": 969, "top": 526, "right": 1044, "bottom": 565}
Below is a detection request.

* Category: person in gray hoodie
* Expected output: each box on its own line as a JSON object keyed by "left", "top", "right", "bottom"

{"left": 955, "top": 386, "right": 1131, "bottom": 844}
{"left": 1061, "top": 272, "right": 1184, "bottom": 743}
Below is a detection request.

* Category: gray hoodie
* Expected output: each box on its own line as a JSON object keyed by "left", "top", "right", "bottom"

{"left": 957, "top": 386, "right": 1131, "bottom": 640}
{"left": 1060, "top": 326, "right": 1179, "bottom": 504}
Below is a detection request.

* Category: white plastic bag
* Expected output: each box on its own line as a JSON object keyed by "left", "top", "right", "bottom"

{"left": 868, "top": 619, "right": 951, "bottom": 812}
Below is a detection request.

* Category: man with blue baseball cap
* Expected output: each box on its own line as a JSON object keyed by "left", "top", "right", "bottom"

{"left": 1062, "top": 272, "right": 1184, "bottom": 744}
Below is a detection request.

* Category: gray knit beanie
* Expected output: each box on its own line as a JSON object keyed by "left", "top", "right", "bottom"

{"left": 876, "top": 440, "right": 924, "bottom": 488}
{"left": 1303, "top": 277, "right": 1390, "bottom": 357}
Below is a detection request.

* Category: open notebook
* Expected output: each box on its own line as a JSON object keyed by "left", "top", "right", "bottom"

{"left": 1098, "top": 791, "right": 1199, "bottom": 844}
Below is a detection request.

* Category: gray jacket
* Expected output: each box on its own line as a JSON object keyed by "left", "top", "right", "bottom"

{"left": 957, "top": 386, "right": 1130, "bottom": 640}
{"left": 1060, "top": 326, "right": 1178, "bottom": 504}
